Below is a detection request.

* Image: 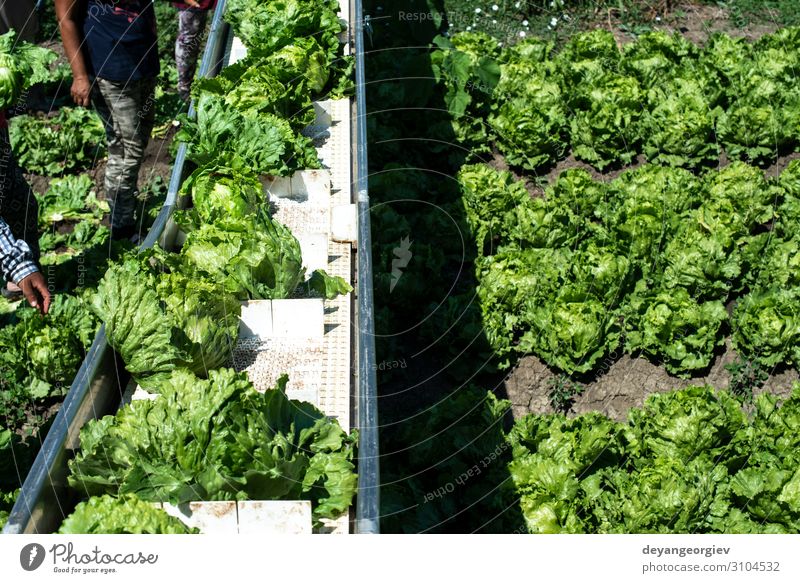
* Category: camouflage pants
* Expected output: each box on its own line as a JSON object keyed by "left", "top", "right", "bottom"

{"left": 91, "top": 77, "right": 156, "bottom": 230}
{"left": 0, "top": 127, "right": 39, "bottom": 261}
{"left": 176, "top": 9, "right": 209, "bottom": 95}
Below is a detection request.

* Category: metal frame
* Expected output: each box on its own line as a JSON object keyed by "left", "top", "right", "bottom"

{"left": 354, "top": 0, "right": 380, "bottom": 535}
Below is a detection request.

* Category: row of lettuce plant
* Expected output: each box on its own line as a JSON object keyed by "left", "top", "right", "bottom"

{"left": 447, "top": 25, "right": 800, "bottom": 532}
{"left": 436, "top": 28, "right": 800, "bottom": 171}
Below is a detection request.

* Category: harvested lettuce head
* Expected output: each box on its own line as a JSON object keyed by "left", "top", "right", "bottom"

{"left": 68, "top": 369, "right": 358, "bottom": 524}
{"left": 59, "top": 494, "right": 197, "bottom": 534}
{"left": 91, "top": 259, "right": 240, "bottom": 387}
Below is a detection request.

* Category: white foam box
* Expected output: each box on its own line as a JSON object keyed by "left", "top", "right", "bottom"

{"left": 229, "top": 37, "right": 248, "bottom": 65}
{"left": 286, "top": 388, "right": 320, "bottom": 406}
{"left": 260, "top": 175, "right": 292, "bottom": 199}
{"left": 159, "top": 501, "right": 312, "bottom": 534}
{"left": 239, "top": 299, "right": 324, "bottom": 341}
{"left": 331, "top": 204, "right": 358, "bottom": 243}
{"left": 292, "top": 170, "right": 332, "bottom": 204}
{"left": 273, "top": 299, "right": 324, "bottom": 337}
{"left": 237, "top": 501, "right": 312, "bottom": 534}
{"left": 302, "top": 102, "right": 335, "bottom": 140}
{"left": 261, "top": 170, "right": 331, "bottom": 203}
{"left": 312, "top": 101, "right": 334, "bottom": 128}
{"left": 299, "top": 233, "right": 329, "bottom": 273}
{"left": 160, "top": 501, "right": 238, "bottom": 534}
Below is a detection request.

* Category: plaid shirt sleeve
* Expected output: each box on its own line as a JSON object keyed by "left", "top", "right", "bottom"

{"left": 0, "top": 217, "right": 37, "bottom": 284}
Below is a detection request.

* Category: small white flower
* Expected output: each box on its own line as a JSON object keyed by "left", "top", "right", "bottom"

{"left": 467, "top": 26, "right": 472, "bottom": 31}
{"left": 519, "top": 30, "right": 526, "bottom": 37}
{"left": 492, "top": 4, "right": 499, "bottom": 11}
{"left": 522, "top": 19, "right": 529, "bottom": 26}
{"left": 550, "top": 17, "right": 558, "bottom": 27}
{"left": 562, "top": 13, "right": 570, "bottom": 21}
{"left": 474, "top": 7, "right": 481, "bottom": 14}
{"left": 655, "top": 16, "right": 661, "bottom": 21}
{"left": 515, "top": 1, "right": 521, "bottom": 7}
{"left": 492, "top": 19, "right": 497, "bottom": 24}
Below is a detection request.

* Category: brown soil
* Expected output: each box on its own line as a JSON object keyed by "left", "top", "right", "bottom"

{"left": 765, "top": 151, "right": 800, "bottom": 180}
{"left": 141, "top": 127, "right": 178, "bottom": 187}
{"left": 25, "top": 173, "right": 51, "bottom": 196}
{"left": 663, "top": 3, "right": 779, "bottom": 45}
{"left": 487, "top": 150, "right": 651, "bottom": 198}
{"left": 55, "top": 221, "right": 75, "bottom": 235}
{"left": 515, "top": 149, "right": 799, "bottom": 198}
{"left": 594, "top": 2, "right": 780, "bottom": 48}
{"left": 504, "top": 339, "right": 798, "bottom": 422}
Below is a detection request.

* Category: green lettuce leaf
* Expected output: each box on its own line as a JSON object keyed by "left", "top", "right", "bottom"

{"left": 58, "top": 494, "right": 198, "bottom": 534}
{"left": 180, "top": 213, "right": 305, "bottom": 300}
{"left": 732, "top": 288, "right": 800, "bottom": 367}
{"left": 91, "top": 259, "right": 240, "bottom": 386}
{"left": 624, "top": 285, "right": 728, "bottom": 376}
{"left": 68, "top": 368, "right": 357, "bottom": 523}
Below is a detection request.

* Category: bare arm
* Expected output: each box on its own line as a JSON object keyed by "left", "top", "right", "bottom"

{"left": 55, "top": 0, "right": 91, "bottom": 106}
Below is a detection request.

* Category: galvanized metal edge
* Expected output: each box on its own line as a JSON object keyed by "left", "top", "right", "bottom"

{"left": 353, "top": 0, "right": 380, "bottom": 535}
{"left": 2, "top": 0, "right": 231, "bottom": 534}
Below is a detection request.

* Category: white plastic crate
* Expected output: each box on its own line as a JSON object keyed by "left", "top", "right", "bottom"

{"left": 262, "top": 169, "right": 331, "bottom": 204}
{"left": 300, "top": 233, "right": 331, "bottom": 273}
{"left": 302, "top": 101, "right": 335, "bottom": 140}
{"left": 317, "top": 514, "right": 350, "bottom": 535}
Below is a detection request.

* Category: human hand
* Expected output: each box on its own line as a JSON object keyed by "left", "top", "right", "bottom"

{"left": 18, "top": 272, "right": 51, "bottom": 314}
{"left": 71, "top": 76, "right": 91, "bottom": 107}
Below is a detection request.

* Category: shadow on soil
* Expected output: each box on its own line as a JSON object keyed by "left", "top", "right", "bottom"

{"left": 364, "top": 0, "right": 525, "bottom": 533}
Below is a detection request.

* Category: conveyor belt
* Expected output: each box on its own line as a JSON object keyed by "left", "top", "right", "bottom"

{"left": 3, "top": 0, "right": 378, "bottom": 536}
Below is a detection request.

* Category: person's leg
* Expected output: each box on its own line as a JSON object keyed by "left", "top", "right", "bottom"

{"left": 0, "top": 126, "right": 38, "bottom": 259}
{"left": 6, "top": 166, "right": 39, "bottom": 262}
{"left": 175, "top": 8, "right": 209, "bottom": 99}
{"left": 0, "top": 0, "right": 40, "bottom": 42}
{"left": 0, "top": 144, "right": 40, "bottom": 295}
{"left": 91, "top": 79, "right": 127, "bottom": 231}
{"left": 93, "top": 77, "right": 156, "bottom": 233}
